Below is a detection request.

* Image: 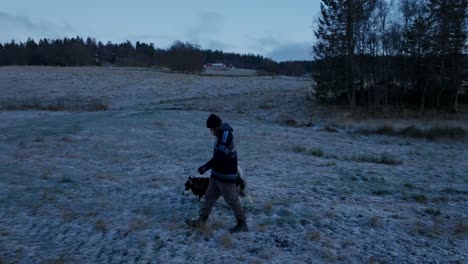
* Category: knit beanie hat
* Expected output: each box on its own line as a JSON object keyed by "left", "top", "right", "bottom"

{"left": 206, "top": 114, "right": 222, "bottom": 128}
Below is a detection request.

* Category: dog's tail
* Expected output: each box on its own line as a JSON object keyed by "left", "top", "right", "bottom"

{"left": 237, "top": 166, "right": 247, "bottom": 197}
{"left": 238, "top": 166, "right": 244, "bottom": 179}
{"left": 237, "top": 166, "right": 253, "bottom": 204}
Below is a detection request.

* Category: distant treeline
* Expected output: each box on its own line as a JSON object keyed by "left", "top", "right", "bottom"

{"left": 0, "top": 37, "right": 314, "bottom": 76}
{"left": 313, "top": 0, "right": 468, "bottom": 113}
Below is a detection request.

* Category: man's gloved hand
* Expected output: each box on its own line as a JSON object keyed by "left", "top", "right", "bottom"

{"left": 198, "top": 165, "right": 207, "bottom": 175}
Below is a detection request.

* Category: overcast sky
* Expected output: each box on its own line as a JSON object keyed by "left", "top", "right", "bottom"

{"left": 1, "top": 0, "right": 320, "bottom": 61}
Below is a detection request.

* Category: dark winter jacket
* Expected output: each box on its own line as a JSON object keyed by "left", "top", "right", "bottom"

{"left": 201, "top": 123, "right": 238, "bottom": 183}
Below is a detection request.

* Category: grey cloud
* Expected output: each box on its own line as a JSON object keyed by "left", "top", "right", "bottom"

{"left": 266, "top": 42, "right": 313, "bottom": 61}
{"left": 246, "top": 33, "right": 284, "bottom": 54}
{"left": 132, "top": 34, "right": 174, "bottom": 41}
{"left": 126, "top": 34, "right": 176, "bottom": 47}
{"left": 0, "top": 11, "right": 47, "bottom": 31}
{"left": 205, "top": 39, "right": 232, "bottom": 51}
{"left": 0, "top": 11, "right": 76, "bottom": 42}
{"left": 253, "top": 36, "right": 281, "bottom": 48}
{"left": 194, "top": 11, "right": 223, "bottom": 35}
{"left": 187, "top": 11, "right": 223, "bottom": 47}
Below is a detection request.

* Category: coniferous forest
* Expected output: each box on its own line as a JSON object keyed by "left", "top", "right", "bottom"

{"left": 0, "top": 38, "right": 314, "bottom": 77}
{"left": 313, "top": 0, "right": 468, "bottom": 112}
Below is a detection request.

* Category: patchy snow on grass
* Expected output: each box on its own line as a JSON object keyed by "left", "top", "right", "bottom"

{"left": 0, "top": 67, "right": 467, "bottom": 263}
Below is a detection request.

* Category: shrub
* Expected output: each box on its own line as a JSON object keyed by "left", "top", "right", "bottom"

{"left": 424, "top": 208, "right": 441, "bottom": 217}
{"left": 285, "top": 119, "right": 299, "bottom": 126}
{"left": 425, "top": 127, "right": 466, "bottom": 140}
{"left": 379, "top": 153, "right": 402, "bottom": 165}
{"left": 86, "top": 98, "right": 109, "bottom": 111}
{"left": 406, "top": 194, "right": 428, "bottom": 203}
{"left": 292, "top": 145, "right": 307, "bottom": 153}
{"left": 59, "top": 177, "right": 72, "bottom": 183}
{"left": 283, "top": 119, "right": 313, "bottom": 127}
{"left": 356, "top": 124, "right": 466, "bottom": 140}
{"left": 309, "top": 148, "right": 324, "bottom": 157}
{"left": 371, "top": 189, "right": 392, "bottom": 196}
{"left": 324, "top": 126, "right": 339, "bottom": 133}
{"left": 369, "top": 216, "right": 382, "bottom": 228}
{"left": 351, "top": 153, "right": 402, "bottom": 165}
{"left": 1, "top": 97, "right": 109, "bottom": 111}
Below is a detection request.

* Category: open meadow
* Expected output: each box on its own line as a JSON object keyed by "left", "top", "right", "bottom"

{"left": 0, "top": 66, "right": 467, "bottom": 263}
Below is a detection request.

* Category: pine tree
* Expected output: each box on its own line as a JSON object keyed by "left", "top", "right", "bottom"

{"left": 313, "top": 0, "right": 376, "bottom": 109}
{"left": 429, "top": 0, "right": 467, "bottom": 112}
{"left": 313, "top": 0, "right": 349, "bottom": 104}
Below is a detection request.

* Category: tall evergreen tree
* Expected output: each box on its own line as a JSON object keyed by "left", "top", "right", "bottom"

{"left": 429, "top": 0, "right": 467, "bottom": 112}
{"left": 313, "top": 0, "right": 376, "bottom": 109}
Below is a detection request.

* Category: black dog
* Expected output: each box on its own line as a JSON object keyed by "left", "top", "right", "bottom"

{"left": 184, "top": 176, "right": 247, "bottom": 200}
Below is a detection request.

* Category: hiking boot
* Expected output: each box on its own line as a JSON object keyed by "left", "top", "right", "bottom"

{"left": 229, "top": 219, "right": 248, "bottom": 233}
{"left": 185, "top": 216, "right": 208, "bottom": 228}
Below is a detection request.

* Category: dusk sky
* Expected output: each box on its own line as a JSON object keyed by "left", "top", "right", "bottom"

{"left": 1, "top": 0, "right": 320, "bottom": 61}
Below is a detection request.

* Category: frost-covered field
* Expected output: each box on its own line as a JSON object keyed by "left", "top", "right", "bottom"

{"left": 0, "top": 66, "right": 467, "bottom": 263}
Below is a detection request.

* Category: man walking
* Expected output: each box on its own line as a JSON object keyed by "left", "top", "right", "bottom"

{"left": 186, "top": 114, "right": 248, "bottom": 233}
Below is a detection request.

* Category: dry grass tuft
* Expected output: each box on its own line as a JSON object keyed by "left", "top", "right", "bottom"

{"left": 61, "top": 209, "right": 75, "bottom": 222}
{"left": 59, "top": 177, "right": 72, "bottom": 183}
{"left": 0, "top": 229, "right": 9, "bottom": 237}
{"left": 17, "top": 141, "right": 27, "bottom": 148}
{"left": 291, "top": 145, "right": 307, "bottom": 153}
{"left": 410, "top": 220, "right": 443, "bottom": 238}
{"left": 356, "top": 124, "right": 466, "bottom": 140}
{"left": 306, "top": 231, "right": 321, "bottom": 241}
{"left": 424, "top": 208, "right": 441, "bottom": 217}
{"left": 95, "top": 219, "right": 107, "bottom": 232}
{"left": 350, "top": 152, "right": 402, "bottom": 165}
{"left": 43, "top": 255, "right": 66, "bottom": 264}
{"left": 143, "top": 153, "right": 156, "bottom": 158}
{"left": 325, "top": 210, "right": 337, "bottom": 220}
{"left": 454, "top": 219, "right": 468, "bottom": 237}
{"left": 128, "top": 218, "right": 149, "bottom": 233}
{"left": 256, "top": 223, "right": 268, "bottom": 232}
{"left": 292, "top": 146, "right": 325, "bottom": 157}
{"left": 60, "top": 136, "right": 73, "bottom": 142}
{"left": 196, "top": 224, "right": 213, "bottom": 236}
{"left": 153, "top": 121, "right": 166, "bottom": 127}
{"left": 210, "top": 220, "right": 225, "bottom": 230}
{"left": 14, "top": 151, "right": 32, "bottom": 159}
{"left": 259, "top": 103, "right": 274, "bottom": 110}
{"left": 151, "top": 177, "right": 161, "bottom": 189}
{"left": 1, "top": 97, "right": 109, "bottom": 111}
{"left": 263, "top": 202, "right": 273, "bottom": 213}
{"left": 368, "top": 255, "right": 387, "bottom": 264}
{"left": 403, "top": 183, "right": 417, "bottom": 189}
{"left": 142, "top": 207, "right": 155, "bottom": 217}
{"left": 41, "top": 190, "right": 55, "bottom": 202}
{"left": 405, "top": 194, "right": 428, "bottom": 203}
{"left": 151, "top": 181, "right": 160, "bottom": 189}
{"left": 283, "top": 118, "right": 313, "bottom": 127}
{"left": 219, "top": 233, "right": 233, "bottom": 248}
{"left": 369, "top": 216, "right": 382, "bottom": 228}
{"left": 41, "top": 171, "right": 52, "bottom": 180}
{"left": 323, "top": 126, "right": 339, "bottom": 133}
{"left": 96, "top": 172, "right": 114, "bottom": 180}
{"left": 309, "top": 148, "right": 324, "bottom": 157}
{"left": 34, "top": 137, "right": 45, "bottom": 143}
{"left": 86, "top": 98, "right": 109, "bottom": 111}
